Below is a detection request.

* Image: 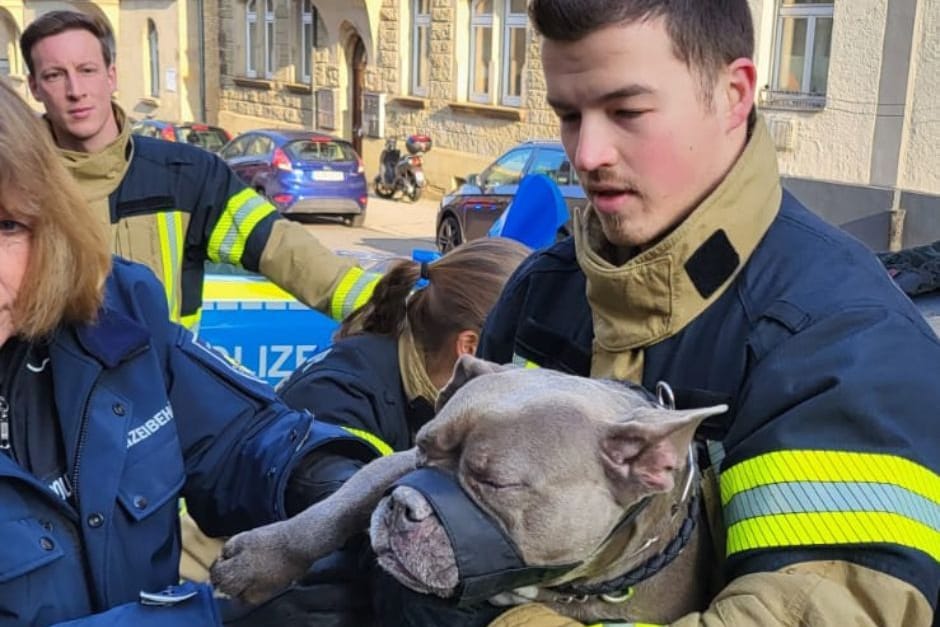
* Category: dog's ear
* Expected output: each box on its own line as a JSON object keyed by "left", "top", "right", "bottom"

{"left": 600, "top": 405, "right": 727, "bottom": 495}
{"left": 435, "top": 354, "right": 516, "bottom": 412}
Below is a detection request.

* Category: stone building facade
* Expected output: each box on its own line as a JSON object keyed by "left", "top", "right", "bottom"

{"left": 1, "top": 0, "right": 209, "bottom": 126}
{"left": 215, "top": 0, "right": 939, "bottom": 250}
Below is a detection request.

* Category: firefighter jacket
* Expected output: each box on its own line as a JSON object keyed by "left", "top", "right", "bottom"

{"left": 57, "top": 107, "right": 378, "bottom": 329}
{"left": 476, "top": 120, "right": 940, "bottom": 626}
{"left": 0, "top": 258, "right": 373, "bottom": 626}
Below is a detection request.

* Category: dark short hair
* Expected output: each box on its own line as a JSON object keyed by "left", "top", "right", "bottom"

{"left": 20, "top": 10, "right": 115, "bottom": 75}
{"left": 529, "top": 0, "right": 754, "bottom": 100}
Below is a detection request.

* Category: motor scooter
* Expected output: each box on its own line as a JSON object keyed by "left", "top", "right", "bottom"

{"left": 374, "top": 134, "right": 431, "bottom": 202}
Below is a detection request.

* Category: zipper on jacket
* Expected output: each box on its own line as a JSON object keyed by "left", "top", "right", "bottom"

{"left": 71, "top": 383, "right": 95, "bottom": 510}
{"left": 0, "top": 395, "right": 9, "bottom": 450}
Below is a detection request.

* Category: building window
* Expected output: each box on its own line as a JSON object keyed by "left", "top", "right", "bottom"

{"left": 300, "top": 0, "right": 317, "bottom": 83}
{"left": 410, "top": 0, "right": 431, "bottom": 97}
{"left": 767, "top": 0, "right": 832, "bottom": 108}
{"left": 468, "top": 0, "right": 493, "bottom": 103}
{"left": 246, "top": 0, "right": 258, "bottom": 77}
{"left": 147, "top": 20, "right": 160, "bottom": 97}
{"left": 501, "top": 0, "right": 526, "bottom": 106}
{"left": 466, "top": 0, "right": 527, "bottom": 107}
{"left": 264, "top": 0, "right": 276, "bottom": 78}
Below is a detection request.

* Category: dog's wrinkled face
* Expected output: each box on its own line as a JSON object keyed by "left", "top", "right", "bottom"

{"left": 370, "top": 356, "right": 724, "bottom": 598}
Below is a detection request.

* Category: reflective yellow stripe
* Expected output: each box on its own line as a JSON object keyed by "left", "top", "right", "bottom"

{"left": 156, "top": 211, "right": 185, "bottom": 322}
{"left": 207, "top": 188, "right": 276, "bottom": 266}
{"left": 727, "top": 511, "right": 940, "bottom": 561}
{"left": 180, "top": 311, "right": 201, "bottom": 331}
{"left": 352, "top": 274, "right": 382, "bottom": 312}
{"left": 511, "top": 353, "right": 539, "bottom": 369}
{"left": 721, "top": 450, "right": 940, "bottom": 561}
{"left": 330, "top": 268, "right": 382, "bottom": 321}
{"left": 203, "top": 278, "right": 295, "bottom": 302}
{"left": 341, "top": 426, "right": 393, "bottom": 457}
{"left": 586, "top": 623, "right": 659, "bottom": 627}
{"left": 720, "top": 451, "right": 939, "bottom": 506}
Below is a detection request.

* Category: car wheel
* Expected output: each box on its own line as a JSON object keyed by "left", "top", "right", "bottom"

{"left": 345, "top": 212, "right": 366, "bottom": 228}
{"left": 437, "top": 215, "right": 462, "bottom": 253}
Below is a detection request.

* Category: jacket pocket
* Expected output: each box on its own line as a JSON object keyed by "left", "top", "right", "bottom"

{"left": 116, "top": 453, "right": 185, "bottom": 522}
{"left": 0, "top": 518, "right": 64, "bottom": 583}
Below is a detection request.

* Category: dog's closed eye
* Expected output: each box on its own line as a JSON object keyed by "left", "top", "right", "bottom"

{"left": 468, "top": 470, "right": 529, "bottom": 491}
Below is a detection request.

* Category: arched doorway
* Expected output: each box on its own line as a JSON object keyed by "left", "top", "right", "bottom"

{"left": 349, "top": 34, "right": 365, "bottom": 155}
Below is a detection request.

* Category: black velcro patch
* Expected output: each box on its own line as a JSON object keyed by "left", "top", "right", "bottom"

{"left": 684, "top": 230, "right": 740, "bottom": 299}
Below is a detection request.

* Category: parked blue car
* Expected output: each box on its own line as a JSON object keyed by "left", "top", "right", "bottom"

{"left": 221, "top": 129, "right": 369, "bottom": 227}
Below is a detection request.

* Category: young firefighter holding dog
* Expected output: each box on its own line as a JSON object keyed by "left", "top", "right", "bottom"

{"left": 373, "top": 1, "right": 940, "bottom": 625}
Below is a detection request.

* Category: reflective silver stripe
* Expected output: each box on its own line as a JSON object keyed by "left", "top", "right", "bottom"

{"left": 511, "top": 353, "right": 539, "bottom": 369}
{"left": 724, "top": 481, "right": 940, "bottom": 531}
{"left": 215, "top": 194, "right": 270, "bottom": 265}
{"left": 341, "top": 270, "right": 379, "bottom": 317}
{"left": 706, "top": 439, "right": 726, "bottom": 469}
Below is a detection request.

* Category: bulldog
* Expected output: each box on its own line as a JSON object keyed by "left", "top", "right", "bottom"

{"left": 211, "top": 356, "right": 727, "bottom": 623}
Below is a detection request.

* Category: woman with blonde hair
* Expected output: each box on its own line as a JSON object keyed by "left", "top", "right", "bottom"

{"left": 0, "top": 80, "right": 376, "bottom": 626}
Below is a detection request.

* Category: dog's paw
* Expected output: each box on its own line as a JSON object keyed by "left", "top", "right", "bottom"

{"left": 209, "top": 525, "right": 308, "bottom": 605}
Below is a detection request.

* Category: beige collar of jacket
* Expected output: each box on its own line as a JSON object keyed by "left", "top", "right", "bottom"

{"left": 574, "top": 118, "right": 782, "bottom": 382}
{"left": 398, "top": 321, "right": 440, "bottom": 406}
{"left": 54, "top": 104, "right": 133, "bottom": 208}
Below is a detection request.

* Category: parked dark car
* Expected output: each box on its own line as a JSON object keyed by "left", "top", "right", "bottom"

{"left": 220, "top": 129, "right": 368, "bottom": 227}
{"left": 131, "top": 120, "right": 232, "bottom": 153}
{"left": 436, "top": 140, "right": 587, "bottom": 252}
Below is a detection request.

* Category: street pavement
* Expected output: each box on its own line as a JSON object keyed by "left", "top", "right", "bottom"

{"left": 300, "top": 192, "right": 440, "bottom": 259}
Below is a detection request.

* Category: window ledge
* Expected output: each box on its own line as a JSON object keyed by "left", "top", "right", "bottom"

{"left": 2, "top": 73, "right": 25, "bottom": 83}
{"left": 759, "top": 89, "right": 826, "bottom": 112}
{"left": 138, "top": 96, "right": 160, "bottom": 107}
{"left": 284, "top": 81, "right": 312, "bottom": 94}
{"left": 446, "top": 101, "right": 524, "bottom": 121}
{"left": 390, "top": 96, "right": 429, "bottom": 109}
{"left": 234, "top": 76, "right": 274, "bottom": 90}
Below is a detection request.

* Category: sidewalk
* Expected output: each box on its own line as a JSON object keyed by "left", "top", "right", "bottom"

{"left": 364, "top": 193, "right": 439, "bottom": 239}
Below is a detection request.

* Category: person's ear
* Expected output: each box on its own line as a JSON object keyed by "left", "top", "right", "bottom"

{"left": 723, "top": 57, "right": 757, "bottom": 132}
{"left": 107, "top": 64, "right": 117, "bottom": 95}
{"left": 455, "top": 329, "right": 479, "bottom": 357}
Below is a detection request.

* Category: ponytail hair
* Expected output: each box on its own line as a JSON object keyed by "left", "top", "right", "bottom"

{"left": 337, "top": 238, "right": 530, "bottom": 354}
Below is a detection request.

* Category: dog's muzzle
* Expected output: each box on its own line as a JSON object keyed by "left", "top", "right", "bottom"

{"left": 391, "top": 467, "right": 578, "bottom": 606}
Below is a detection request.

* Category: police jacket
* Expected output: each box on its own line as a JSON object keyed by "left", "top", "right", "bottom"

{"left": 476, "top": 122, "right": 939, "bottom": 626}
{"left": 0, "top": 258, "right": 370, "bottom": 627}
{"left": 59, "top": 109, "right": 377, "bottom": 329}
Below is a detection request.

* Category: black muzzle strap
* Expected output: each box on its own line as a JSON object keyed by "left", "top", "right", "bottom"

{"left": 392, "top": 467, "right": 577, "bottom": 606}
